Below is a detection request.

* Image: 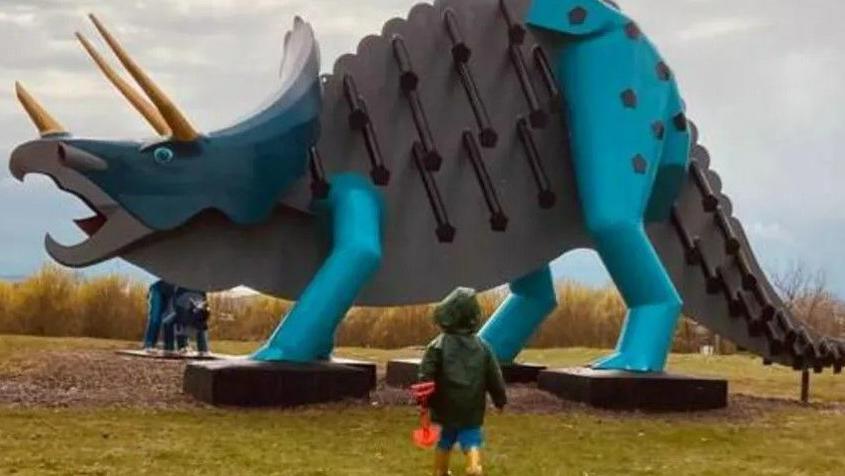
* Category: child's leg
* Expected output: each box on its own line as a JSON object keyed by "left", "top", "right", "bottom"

{"left": 195, "top": 329, "right": 209, "bottom": 353}
{"left": 465, "top": 449, "right": 482, "bottom": 476}
{"left": 175, "top": 325, "right": 189, "bottom": 351}
{"left": 162, "top": 314, "right": 176, "bottom": 352}
{"left": 174, "top": 324, "right": 188, "bottom": 352}
{"left": 458, "top": 428, "right": 484, "bottom": 475}
{"left": 435, "top": 429, "right": 457, "bottom": 476}
{"left": 434, "top": 450, "right": 451, "bottom": 476}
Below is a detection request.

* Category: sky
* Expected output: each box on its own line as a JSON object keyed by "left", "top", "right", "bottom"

{"left": 0, "top": 0, "right": 843, "bottom": 297}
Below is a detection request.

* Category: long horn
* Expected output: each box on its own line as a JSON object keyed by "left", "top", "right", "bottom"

{"left": 88, "top": 14, "right": 199, "bottom": 141}
{"left": 75, "top": 32, "right": 172, "bottom": 136}
{"left": 15, "top": 82, "right": 67, "bottom": 137}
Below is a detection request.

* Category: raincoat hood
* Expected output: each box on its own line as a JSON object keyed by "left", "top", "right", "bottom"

{"left": 432, "top": 287, "right": 481, "bottom": 335}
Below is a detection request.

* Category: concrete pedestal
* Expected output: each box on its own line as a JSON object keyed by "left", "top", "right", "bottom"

{"left": 184, "top": 358, "right": 377, "bottom": 407}
{"left": 538, "top": 367, "right": 728, "bottom": 411}
{"left": 385, "top": 358, "right": 546, "bottom": 388}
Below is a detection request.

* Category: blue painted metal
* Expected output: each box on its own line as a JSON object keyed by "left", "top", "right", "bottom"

{"left": 478, "top": 265, "right": 557, "bottom": 364}
{"left": 143, "top": 280, "right": 168, "bottom": 348}
{"left": 527, "top": 0, "right": 690, "bottom": 372}
{"left": 64, "top": 79, "right": 321, "bottom": 231}
{"left": 252, "top": 173, "right": 384, "bottom": 362}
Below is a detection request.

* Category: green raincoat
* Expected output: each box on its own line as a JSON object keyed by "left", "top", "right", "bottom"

{"left": 419, "top": 288, "right": 508, "bottom": 429}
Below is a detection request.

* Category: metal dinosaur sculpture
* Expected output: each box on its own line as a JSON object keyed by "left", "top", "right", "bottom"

{"left": 9, "top": 0, "right": 845, "bottom": 374}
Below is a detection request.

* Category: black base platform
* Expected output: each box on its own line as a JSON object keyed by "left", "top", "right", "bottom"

{"left": 184, "top": 358, "right": 377, "bottom": 407}
{"left": 385, "top": 358, "right": 546, "bottom": 388}
{"left": 538, "top": 367, "right": 728, "bottom": 411}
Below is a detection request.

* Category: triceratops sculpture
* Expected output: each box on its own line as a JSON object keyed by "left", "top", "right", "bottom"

{"left": 10, "top": 0, "right": 845, "bottom": 374}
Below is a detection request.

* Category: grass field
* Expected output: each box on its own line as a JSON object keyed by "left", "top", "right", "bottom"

{"left": 1, "top": 335, "right": 844, "bottom": 475}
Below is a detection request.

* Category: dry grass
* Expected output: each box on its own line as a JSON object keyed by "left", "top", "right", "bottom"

{"left": 1, "top": 265, "right": 841, "bottom": 353}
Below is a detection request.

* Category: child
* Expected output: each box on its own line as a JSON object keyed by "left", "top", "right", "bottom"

{"left": 162, "top": 287, "right": 211, "bottom": 357}
{"left": 419, "top": 288, "right": 507, "bottom": 476}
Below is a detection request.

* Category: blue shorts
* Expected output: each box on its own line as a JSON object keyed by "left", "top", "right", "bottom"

{"left": 437, "top": 427, "right": 484, "bottom": 451}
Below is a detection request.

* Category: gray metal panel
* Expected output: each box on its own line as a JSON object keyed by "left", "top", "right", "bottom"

{"left": 314, "top": 0, "right": 587, "bottom": 304}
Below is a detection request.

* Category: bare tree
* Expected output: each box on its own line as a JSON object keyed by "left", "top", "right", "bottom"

{"left": 774, "top": 261, "right": 844, "bottom": 338}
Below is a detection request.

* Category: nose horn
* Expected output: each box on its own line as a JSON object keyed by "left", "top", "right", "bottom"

{"left": 58, "top": 144, "right": 108, "bottom": 172}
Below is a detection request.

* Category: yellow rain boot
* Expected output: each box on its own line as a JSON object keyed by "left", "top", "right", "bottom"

{"left": 434, "top": 449, "right": 452, "bottom": 476}
{"left": 465, "top": 449, "right": 483, "bottom": 476}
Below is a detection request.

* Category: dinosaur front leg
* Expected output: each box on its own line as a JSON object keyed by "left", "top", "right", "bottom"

{"left": 252, "top": 173, "right": 383, "bottom": 363}
{"left": 477, "top": 265, "right": 558, "bottom": 363}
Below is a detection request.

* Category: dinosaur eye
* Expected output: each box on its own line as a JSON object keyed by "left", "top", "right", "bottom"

{"left": 153, "top": 147, "right": 174, "bottom": 164}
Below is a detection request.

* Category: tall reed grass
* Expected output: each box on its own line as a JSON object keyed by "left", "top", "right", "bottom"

{"left": 0, "top": 265, "right": 809, "bottom": 353}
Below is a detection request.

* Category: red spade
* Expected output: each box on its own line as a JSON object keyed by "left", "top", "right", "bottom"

{"left": 410, "top": 382, "right": 441, "bottom": 449}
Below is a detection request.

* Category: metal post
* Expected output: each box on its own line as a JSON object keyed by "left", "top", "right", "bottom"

{"left": 800, "top": 369, "right": 810, "bottom": 404}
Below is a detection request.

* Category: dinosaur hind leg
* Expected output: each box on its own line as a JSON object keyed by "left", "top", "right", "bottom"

{"left": 252, "top": 173, "right": 383, "bottom": 363}
{"left": 478, "top": 265, "right": 558, "bottom": 363}
{"left": 591, "top": 222, "right": 682, "bottom": 372}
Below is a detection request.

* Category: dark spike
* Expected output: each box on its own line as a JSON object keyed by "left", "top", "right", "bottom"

{"left": 463, "top": 131, "right": 508, "bottom": 232}
{"left": 533, "top": 46, "right": 562, "bottom": 113}
{"left": 716, "top": 266, "right": 741, "bottom": 317}
{"left": 391, "top": 36, "right": 441, "bottom": 171}
{"left": 809, "top": 339, "right": 824, "bottom": 361}
{"left": 444, "top": 9, "right": 471, "bottom": 64}
{"left": 819, "top": 340, "right": 834, "bottom": 367}
{"left": 308, "top": 147, "right": 330, "bottom": 200}
{"left": 510, "top": 44, "right": 548, "bottom": 129}
{"left": 793, "top": 330, "right": 810, "bottom": 359}
{"left": 689, "top": 161, "right": 719, "bottom": 212}
{"left": 342, "top": 75, "right": 369, "bottom": 131}
{"left": 670, "top": 206, "right": 699, "bottom": 265}
{"left": 342, "top": 83, "right": 390, "bottom": 186}
{"left": 714, "top": 207, "right": 741, "bottom": 255}
{"left": 412, "top": 142, "right": 455, "bottom": 243}
{"left": 735, "top": 250, "right": 758, "bottom": 290}
{"left": 695, "top": 239, "right": 720, "bottom": 294}
{"left": 736, "top": 290, "right": 764, "bottom": 337}
{"left": 446, "top": 12, "right": 498, "bottom": 148}
{"left": 517, "top": 118, "right": 556, "bottom": 209}
{"left": 407, "top": 93, "right": 441, "bottom": 171}
{"left": 775, "top": 311, "right": 798, "bottom": 348}
{"left": 764, "top": 320, "right": 785, "bottom": 356}
{"left": 357, "top": 100, "right": 390, "bottom": 186}
{"left": 391, "top": 35, "right": 419, "bottom": 93}
{"left": 750, "top": 279, "right": 776, "bottom": 321}
{"left": 499, "top": 0, "right": 526, "bottom": 45}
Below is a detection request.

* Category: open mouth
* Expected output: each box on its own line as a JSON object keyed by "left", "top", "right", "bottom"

{"left": 75, "top": 212, "right": 108, "bottom": 236}
{"left": 9, "top": 140, "right": 154, "bottom": 267}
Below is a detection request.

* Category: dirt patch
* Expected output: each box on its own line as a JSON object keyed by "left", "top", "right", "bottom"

{"left": 0, "top": 350, "right": 196, "bottom": 409}
{"left": 0, "top": 349, "right": 838, "bottom": 421}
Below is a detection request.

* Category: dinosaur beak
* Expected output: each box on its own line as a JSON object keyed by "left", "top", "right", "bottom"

{"left": 57, "top": 143, "right": 109, "bottom": 173}
{"left": 9, "top": 139, "right": 154, "bottom": 267}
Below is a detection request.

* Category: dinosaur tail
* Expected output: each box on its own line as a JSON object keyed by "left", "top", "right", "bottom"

{"left": 650, "top": 124, "right": 845, "bottom": 373}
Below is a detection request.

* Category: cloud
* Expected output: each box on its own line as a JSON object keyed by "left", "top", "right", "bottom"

{"left": 677, "top": 17, "right": 767, "bottom": 41}
{"left": 747, "top": 221, "right": 796, "bottom": 246}
{"left": 0, "top": 11, "right": 37, "bottom": 27}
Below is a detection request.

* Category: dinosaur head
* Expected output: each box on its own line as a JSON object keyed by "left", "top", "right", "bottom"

{"left": 9, "top": 15, "right": 321, "bottom": 268}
